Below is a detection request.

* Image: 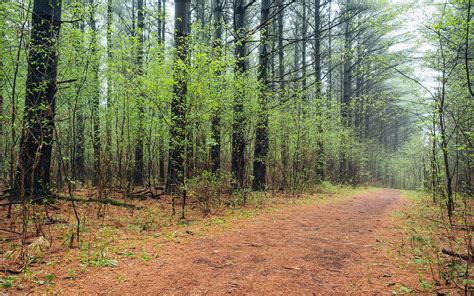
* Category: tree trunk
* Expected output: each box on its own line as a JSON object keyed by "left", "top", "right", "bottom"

{"left": 327, "top": 0, "right": 332, "bottom": 105}
{"left": 211, "top": 0, "right": 223, "bottom": 174}
{"left": 0, "top": 0, "right": 5, "bottom": 182}
{"left": 13, "top": 0, "right": 62, "bottom": 201}
{"left": 157, "top": 0, "right": 162, "bottom": 43}
{"left": 342, "top": 6, "right": 353, "bottom": 122}
{"left": 340, "top": 1, "right": 352, "bottom": 184}
{"left": 252, "top": 0, "right": 270, "bottom": 191}
{"left": 161, "top": 0, "right": 166, "bottom": 42}
{"left": 314, "top": 0, "right": 321, "bottom": 96}
{"left": 277, "top": 0, "right": 288, "bottom": 190}
{"left": 196, "top": 0, "right": 205, "bottom": 25}
{"left": 232, "top": 0, "right": 249, "bottom": 188}
{"left": 158, "top": 0, "right": 166, "bottom": 183}
{"left": 90, "top": 0, "right": 102, "bottom": 187}
{"left": 301, "top": 0, "right": 307, "bottom": 101}
{"left": 314, "top": 0, "right": 324, "bottom": 181}
{"left": 133, "top": 0, "right": 145, "bottom": 186}
{"left": 105, "top": 0, "right": 113, "bottom": 186}
{"left": 72, "top": 0, "right": 86, "bottom": 183}
{"left": 159, "top": 135, "right": 166, "bottom": 183}
{"left": 167, "top": 0, "right": 190, "bottom": 194}
{"left": 431, "top": 116, "right": 437, "bottom": 203}
{"left": 438, "top": 51, "right": 454, "bottom": 218}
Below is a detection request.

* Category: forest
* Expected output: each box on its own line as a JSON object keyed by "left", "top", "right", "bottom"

{"left": 0, "top": 0, "right": 473, "bottom": 294}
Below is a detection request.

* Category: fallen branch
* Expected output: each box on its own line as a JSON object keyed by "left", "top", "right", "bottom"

{"left": 424, "top": 216, "right": 474, "bottom": 231}
{"left": 126, "top": 190, "right": 165, "bottom": 200}
{"left": 1, "top": 267, "right": 23, "bottom": 275}
{"left": 0, "top": 228, "right": 21, "bottom": 235}
{"left": 442, "top": 248, "right": 472, "bottom": 261}
{"left": 451, "top": 224, "right": 474, "bottom": 231}
{"left": 56, "top": 195, "right": 142, "bottom": 209}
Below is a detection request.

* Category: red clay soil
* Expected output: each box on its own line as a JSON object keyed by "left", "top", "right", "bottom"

{"left": 48, "top": 189, "right": 418, "bottom": 295}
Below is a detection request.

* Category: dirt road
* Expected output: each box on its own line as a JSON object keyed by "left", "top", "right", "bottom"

{"left": 57, "top": 189, "right": 417, "bottom": 295}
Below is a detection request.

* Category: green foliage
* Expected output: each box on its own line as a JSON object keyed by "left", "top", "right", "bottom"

{"left": 87, "top": 256, "right": 119, "bottom": 268}
{"left": 187, "top": 171, "right": 233, "bottom": 215}
{"left": 0, "top": 276, "right": 15, "bottom": 288}
{"left": 401, "top": 192, "right": 473, "bottom": 293}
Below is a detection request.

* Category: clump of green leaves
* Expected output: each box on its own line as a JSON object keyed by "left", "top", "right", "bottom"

{"left": 0, "top": 276, "right": 16, "bottom": 288}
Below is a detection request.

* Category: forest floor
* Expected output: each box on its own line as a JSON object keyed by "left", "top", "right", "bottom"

{"left": 1, "top": 188, "right": 424, "bottom": 295}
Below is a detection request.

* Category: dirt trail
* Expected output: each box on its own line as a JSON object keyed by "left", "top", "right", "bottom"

{"left": 57, "top": 189, "right": 417, "bottom": 295}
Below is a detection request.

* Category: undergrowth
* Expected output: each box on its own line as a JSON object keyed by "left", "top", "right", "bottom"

{"left": 401, "top": 190, "right": 473, "bottom": 294}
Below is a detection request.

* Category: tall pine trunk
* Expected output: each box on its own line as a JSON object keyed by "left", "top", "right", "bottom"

{"left": 252, "top": 0, "right": 270, "bottom": 191}
{"left": 105, "top": 0, "right": 113, "bottom": 185}
{"left": 314, "top": 0, "right": 324, "bottom": 181}
{"left": 167, "top": 0, "right": 190, "bottom": 195}
{"left": 277, "top": 0, "right": 288, "bottom": 190}
{"left": 211, "top": 0, "right": 223, "bottom": 174}
{"left": 340, "top": 1, "right": 353, "bottom": 183}
{"left": 90, "top": 0, "right": 102, "bottom": 187}
{"left": 232, "top": 0, "right": 249, "bottom": 188}
{"left": 0, "top": 0, "right": 5, "bottom": 182}
{"left": 71, "top": 0, "right": 86, "bottom": 183}
{"left": 157, "top": 0, "right": 166, "bottom": 183}
{"left": 133, "top": 0, "right": 145, "bottom": 186}
{"left": 13, "top": 0, "right": 62, "bottom": 200}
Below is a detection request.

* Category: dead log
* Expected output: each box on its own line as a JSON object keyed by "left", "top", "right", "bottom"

{"left": 442, "top": 248, "right": 472, "bottom": 261}
{"left": 126, "top": 190, "right": 165, "bottom": 200}
{"left": 56, "top": 195, "right": 142, "bottom": 209}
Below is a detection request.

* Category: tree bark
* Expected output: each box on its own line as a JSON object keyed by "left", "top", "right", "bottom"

{"left": 105, "top": 0, "right": 113, "bottom": 185}
{"left": 437, "top": 40, "right": 454, "bottom": 218}
{"left": 0, "top": 0, "right": 5, "bottom": 182}
{"left": 277, "top": 0, "right": 288, "bottom": 190}
{"left": 13, "top": 0, "right": 62, "bottom": 200}
{"left": 340, "top": 1, "right": 353, "bottom": 184}
{"left": 90, "top": 0, "right": 102, "bottom": 187}
{"left": 196, "top": 0, "right": 205, "bottom": 25}
{"left": 167, "top": 0, "right": 190, "bottom": 194}
{"left": 327, "top": 0, "right": 332, "bottom": 105}
{"left": 252, "top": 0, "right": 271, "bottom": 191}
{"left": 314, "top": 0, "right": 324, "bottom": 181}
{"left": 211, "top": 0, "right": 223, "bottom": 174}
{"left": 342, "top": 3, "right": 353, "bottom": 122}
{"left": 158, "top": 0, "right": 166, "bottom": 183}
{"left": 71, "top": 0, "right": 86, "bottom": 183}
{"left": 133, "top": 0, "right": 145, "bottom": 186}
{"left": 157, "top": 0, "right": 162, "bottom": 43}
{"left": 232, "top": 0, "right": 249, "bottom": 188}
{"left": 301, "top": 0, "right": 307, "bottom": 102}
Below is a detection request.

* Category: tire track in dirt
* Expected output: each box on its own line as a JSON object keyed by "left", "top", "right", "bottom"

{"left": 57, "top": 189, "right": 417, "bottom": 295}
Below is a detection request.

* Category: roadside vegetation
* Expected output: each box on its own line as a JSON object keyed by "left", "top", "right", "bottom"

{"left": 399, "top": 191, "right": 472, "bottom": 294}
